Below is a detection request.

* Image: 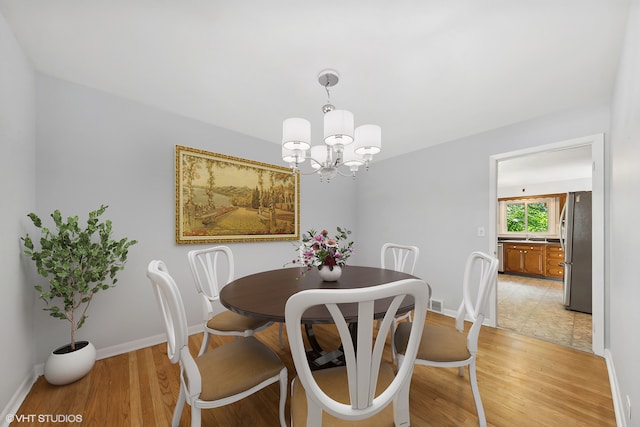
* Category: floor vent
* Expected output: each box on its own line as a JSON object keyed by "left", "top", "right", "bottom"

{"left": 430, "top": 298, "right": 443, "bottom": 313}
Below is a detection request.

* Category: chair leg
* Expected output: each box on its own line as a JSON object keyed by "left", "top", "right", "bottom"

{"left": 172, "top": 386, "right": 186, "bottom": 427}
{"left": 393, "top": 377, "right": 412, "bottom": 426}
{"left": 395, "top": 353, "right": 406, "bottom": 376}
{"left": 190, "top": 406, "right": 201, "bottom": 427}
{"left": 278, "top": 323, "right": 285, "bottom": 349}
{"left": 198, "top": 331, "right": 210, "bottom": 356}
{"left": 278, "top": 368, "right": 288, "bottom": 427}
{"left": 468, "top": 360, "right": 487, "bottom": 427}
{"left": 306, "top": 399, "right": 323, "bottom": 427}
{"left": 390, "top": 320, "right": 397, "bottom": 364}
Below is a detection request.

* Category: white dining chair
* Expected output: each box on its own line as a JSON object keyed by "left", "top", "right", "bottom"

{"left": 188, "top": 246, "right": 282, "bottom": 355}
{"left": 147, "top": 260, "right": 288, "bottom": 427}
{"left": 380, "top": 242, "right": 420, "bottom": 360}
{"left": 393, "top": 251, "right": 499, "bottom": 427}
{"left": 286, "top": 278, "right": 429, "bottom": 426}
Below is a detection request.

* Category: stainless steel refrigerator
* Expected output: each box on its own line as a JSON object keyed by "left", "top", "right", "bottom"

{"left": 559, "top": 191, "right": 592, "bottom": 313}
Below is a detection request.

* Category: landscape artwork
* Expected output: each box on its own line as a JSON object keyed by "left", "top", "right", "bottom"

{"left": 175, "top": 145, "right": 299, "bottom": 243}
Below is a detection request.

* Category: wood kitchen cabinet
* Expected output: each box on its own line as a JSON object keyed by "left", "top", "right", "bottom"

{"left": 504, "top": 244, "right": 544, "bottom": 276}
{"left": 502, "top": 242, "right": 564, "bottom": 279}
{"left": 545, "top": 244, "right": 565, "bottom": 279}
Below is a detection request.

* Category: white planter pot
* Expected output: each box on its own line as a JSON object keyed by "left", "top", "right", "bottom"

{"left": 44, "top": 340, "right": 96, "bottom": 385}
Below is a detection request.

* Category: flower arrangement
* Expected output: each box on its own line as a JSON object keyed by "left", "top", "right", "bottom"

{"left": 292, "top": 227, "right": 354, "bottom": 271}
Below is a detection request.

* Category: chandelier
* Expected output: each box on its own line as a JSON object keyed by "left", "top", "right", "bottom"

{"left": 281, "top": 69, "right": 382, "bottom": 182}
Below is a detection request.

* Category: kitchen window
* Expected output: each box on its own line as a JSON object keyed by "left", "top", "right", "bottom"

{"left": 498, "top": 196, "right": 560, "bottom": 237}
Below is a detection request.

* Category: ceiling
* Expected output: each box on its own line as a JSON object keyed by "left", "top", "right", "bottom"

{"left": 0, "top": 1, "right": 630, "bottom": 161}
{"left": 498, "top": 144, "right": 593, "bottom": 187}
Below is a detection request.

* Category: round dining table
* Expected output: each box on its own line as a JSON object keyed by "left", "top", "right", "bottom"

{"left": 219, "top": 265, "right": 419, "bottom": 324}
{"left": 220, "top": 265, "right": 426, "bottom": 369}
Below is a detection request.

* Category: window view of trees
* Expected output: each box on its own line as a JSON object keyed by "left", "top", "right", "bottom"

{"left": 527, "top": 202, "right": 549, "bottom": 232}
{"left": 506, "top": 201, "right": 549, "bottom": 233}
{"left": 506, "top": 203, "right": 525, "bottom": 232}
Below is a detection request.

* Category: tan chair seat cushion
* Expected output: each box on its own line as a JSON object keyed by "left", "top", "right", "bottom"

{"left": 195, "top": 336, "right": 284, "bottom": 401}
{"left": 395, "top": 323, "right": 471, "bottom": 362}
{"left": 291, "top": 363, "right": 396, "bottom": 426}
{"left": 206, "top": 310, "right": 270, "bottom": 332}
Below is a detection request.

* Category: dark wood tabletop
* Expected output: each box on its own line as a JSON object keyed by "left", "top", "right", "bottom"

{"left": 219, "top": 265, "right": 422, "bottom": 324}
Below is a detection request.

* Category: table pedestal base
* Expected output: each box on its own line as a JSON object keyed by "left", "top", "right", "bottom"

{"left": 304, "top": 324, "right": 357, "bottom": 370}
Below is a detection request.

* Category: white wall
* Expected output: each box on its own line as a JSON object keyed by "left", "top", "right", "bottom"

{"left": 32, "top": 74, "right": 358, "bottom": 363}
{"left": 498, "top": 177, "right": 592, "bottom": 199}
{"left": 0, "top": 11, "right": 37, "bottom": 417}
{"left": 609, "top": 0, "right": 640, "bottom": 424}
{"left": 354, "top": 102, "right": 610, "bottom": 321}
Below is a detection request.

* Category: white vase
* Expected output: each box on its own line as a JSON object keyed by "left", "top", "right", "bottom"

{"left": 318, "top": 265, "right": 342, "bottom": 282}
{"left": 44, "top": 340, "right": 96, "bottom": 385}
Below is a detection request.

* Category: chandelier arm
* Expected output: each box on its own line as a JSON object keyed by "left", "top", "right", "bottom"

{"left": 336, "top": 169, "right": 355, "bottom": 178}
{"left": 308, "top": 157, "right": 324, "bottom": 168}
{"left": 297, "top": 169, "right": 321, "bottom": 176}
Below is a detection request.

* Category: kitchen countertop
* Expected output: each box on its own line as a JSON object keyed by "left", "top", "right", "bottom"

{"left": 499, "top": 239, "right": 561, "bottom": 244}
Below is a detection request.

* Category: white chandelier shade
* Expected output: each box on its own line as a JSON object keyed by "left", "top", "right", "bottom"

{"left": 282, "top": 118, "right": 311, "bottom": 151}
{"left": 342, "top": 143, "right": 365, "bottom": 167}
{"left": 324, "top": 109, "right": 354, "bottom": 146}
{"left": 354, "top": 124, "right": 382, "bottom": 156}
{"left": 309, "top": 145, "right": 328, "bottom": 170}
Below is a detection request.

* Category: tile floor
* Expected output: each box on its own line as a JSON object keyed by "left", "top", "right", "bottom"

{"left": 497, "top": 273, "right": 592, "bottom": 352}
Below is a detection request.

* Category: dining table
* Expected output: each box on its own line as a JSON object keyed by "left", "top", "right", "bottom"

{"left": 219, "top": 265, "right": 427, "bottom": 369}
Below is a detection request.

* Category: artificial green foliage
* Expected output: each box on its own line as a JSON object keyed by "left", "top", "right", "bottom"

{"left": 21, "top": 205, "right": 137, "bottom": 350}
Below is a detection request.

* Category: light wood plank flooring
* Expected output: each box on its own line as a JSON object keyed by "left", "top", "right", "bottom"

{"left": 13, "top": 313, "right": 614, "bottom": 426}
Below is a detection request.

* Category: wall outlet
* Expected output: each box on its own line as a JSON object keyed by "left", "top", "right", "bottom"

{"left": 477, "top": 226, "right": 485, "bottom": 237}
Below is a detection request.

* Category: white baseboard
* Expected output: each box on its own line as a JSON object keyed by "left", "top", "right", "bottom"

{"left": 605, "top": 349, "right": 625, "bottom": 427}
{"left": 433, "top": 307, "right": 485, "bottom": 326}
{"left": 2, "top": 324, "right": 204, "bottom": 427}
{"left": 97, "top": 324, "right": 203, "bottom": 361}
{"left": 0, "top": 368, "right": 38, "bottom": 427}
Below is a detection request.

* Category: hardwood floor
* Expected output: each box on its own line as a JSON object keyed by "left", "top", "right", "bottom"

{"left": 13, "top": 313, "right": 615, "bottom": 426}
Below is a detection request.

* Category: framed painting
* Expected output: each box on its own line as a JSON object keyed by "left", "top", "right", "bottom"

{"left": 175, "top": 145, "right": 300, "bottom": 244}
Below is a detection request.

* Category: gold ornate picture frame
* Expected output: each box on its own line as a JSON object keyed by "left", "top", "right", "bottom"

{"left": 175, "top": 145, "right": 300, "bottom": 244}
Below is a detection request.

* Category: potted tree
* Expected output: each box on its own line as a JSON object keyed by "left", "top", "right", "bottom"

{"left": 21, "top": 205, "right": 137, "bottom": 385}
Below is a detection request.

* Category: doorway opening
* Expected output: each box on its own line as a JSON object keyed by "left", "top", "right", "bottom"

{"left": 488, "top": 134, "right": 604, "bottom": 356}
